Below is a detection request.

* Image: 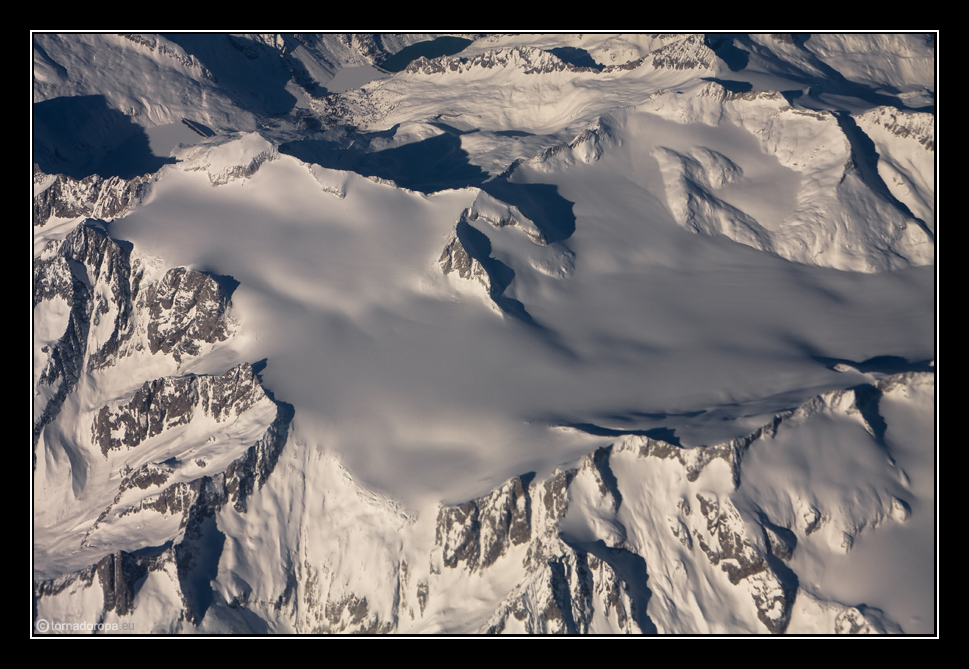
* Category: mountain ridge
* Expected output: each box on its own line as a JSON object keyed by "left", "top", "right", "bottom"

{"left": 32, "top": 32, "right": 936, "bottom": 635}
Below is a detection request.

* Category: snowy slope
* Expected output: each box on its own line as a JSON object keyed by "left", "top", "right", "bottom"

{"left": 32, "top": 32, "right": 936, "bottom": 635}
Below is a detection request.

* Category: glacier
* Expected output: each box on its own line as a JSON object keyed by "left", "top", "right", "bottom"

{"left": 32, "top": 32, "right": 936, "bottom": 635}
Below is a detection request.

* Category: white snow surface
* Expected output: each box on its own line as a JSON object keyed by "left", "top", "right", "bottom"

{"left": 107, "top": 135, "right": 932, "bottom": 506}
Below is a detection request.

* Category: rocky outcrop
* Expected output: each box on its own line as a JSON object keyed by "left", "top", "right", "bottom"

{"left": 33, "top": 222, "right": 137, "bottom": 443}
{"left": 177, "top": 134, "right": 278, "bottom": 186}
{"left": 223, "top": 399, "right": 294, "bottom": 513}
{"left": 439, "top": 228, "right": 489, "bottom": 286}
{"left": 428, "top": 373, "right": 929, "bottom": 634}
{"left": 438, "top": 213, "right": 537, "bottom": 322}
{"left": 37, "top": 383, "right": 293, "bottom": 628}
{"left": 119, "top": 34, "right": 216, "bottom": 81}
{"left": 650, "top": 34, "right": 717, "bottom": 70}
{"left": 34, "top": 221, "right": 236, "bottom": 445}
{"left": 437, "top": 475, "right": 532, "bottom": 571}
{"left": 35, "top": 372, "right": 926, "bottom": 634}
{"left": 313, "top": 593, "right": 395, "bottom": 634}
{"left": 465, "top": 190, "right": 546, "bottom": 245}
{"left": 192, "top": 145, "right": 278, "bottom": 186}
{"left": 34, "top": 549, "right": 151, "bottom": 621}
{"left": 432, "top": 459, "right": 648, "bottom": 634}
{"left": 855, "top": 107, "right": 933, "bottom": 150}
{"left": 628, "top": 415, "right": 783, "bottom": 489}
{"left": 145, "top": 268, "right": 232, "bottom": 361}
{"left": 833, "top": 605, "right": 903, "bottom": 634}
{"left": 96, "top": 551, "right": 149, "bottom": 616}
{"left": 483, "top": 548, "right": 635, "bottom": 634}
{"left": 92, "top": 363, "right": 266, "bottom": 455}
{"left": 33, "top": 172, "right": 151, "bottom": 227}
{"left": 690, "top": 491, "right": 795, "bottom": 633}
{"left": 439, "top": 214, "right": 497, "bottom": 293}
{"left": 406, "top": 46, "right": 592, "bottom": 76}
{"left": 853, "top": 106, "right": 935, "bottom": 226}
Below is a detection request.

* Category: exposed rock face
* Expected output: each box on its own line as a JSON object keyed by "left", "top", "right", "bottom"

{"left": 853, "top": 106, "right": 935, "bottom": 226}
{"left": 33, "top": 172, "right": 151, "bottom": 227}
{"left": 483, "top": 549, "right": 631, "bottom": 634}
{"left": 33, "top": 221, "right": 236, "bottom": 445}
{"left": 631, "top": 415, "right": 782, "bottom": 489}
{"left": 833, "top": 605, "right": 903, "bottom": 634}
{"left": 406, "top": 46, "right": 586, "bottom": 76}
{"left": 437, "top": 476, "right": 532, "bottom": 571}
{"left": 145, "top": 268, "right": 231, "bottom": 361}
{"left": 322, "top": 595, "right": 386, "bottom": 633}
{"left": 690, "top": 490, "right": 794, "bottom": 633}
{"left": 92, "top": 363, "right": 265, "bottom": 455}
{"left": 33, "top": 222, "right": 137, "bottom": 443}
{"left": 433, "top": 461, "right": 647, "bottom": 634}
{"left": 438, "top": 214, "right": 534, "bottom": 321}
{"left": 424, "top": 373, "right": 928, "bottom": 634}
{"left": 223, "top": 400, "right": 294, "bottom": 513}
{"left": 36, "top": 383, "right": 294, "bottom": 626}
{"left": 439, "top": 228, "right": 489, "bottom": 286}
{"left": 650, "top": 34, "right": 717, "bottom": 70}
{"left": 857, "top": 107, "right": 934, "bottom": 150}
{"left": 120, "top": 33, "right": 216, "bottom": 80}
{"left": 34, "top": 549, "right": 151, "bottom": 620}
{"left": 96, "top": 551, "right": 148, "bottom": 616}
{"left": 34, "top": 372, "right": 927, "bottom": 634}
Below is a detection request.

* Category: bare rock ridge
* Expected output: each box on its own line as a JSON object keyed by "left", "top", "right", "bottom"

{"left": 431, "top": 373, "right": 927, "bottom": 634}
{"left": 37, "top": 394, "right": 293, "bottom": 627}
{"left": 437, "top": 475, "right": 532, "bottom": 572}
{"left": 33, "top": 172, "right": 152, "bottom": 227}
{"left": 33, "top": 221, "right": 234, "bottom": 446}
{"left": 34, "top": 221, "right": 136, "bottom": 445}
{"left": 37, "top": 362, "right": 293, "bottom": 623}
{"left": 32, "top": 33, "right": 934, "bottom": 635}
{"left": 404, "top": 35, "right": 717, "bottom": 77}
{"left": 145, "top": 267, "right": 232, "bottom": 361}
{"left": 93, "top": 363, "right": 267, "bottom": 456}
{"left": 34, "top": 215, "right": 293, "bottom": 628}
{"left": 406, "top": 47, "right": 583, "bottom": 76}
{"left": 439, "top": 215, "right": 516, "bottom": 316}
{"left": 33, "top": 372, "right": 928, "bottom": 633}
{"left": 649, "top": 33, "right": 717, "bottom": 70}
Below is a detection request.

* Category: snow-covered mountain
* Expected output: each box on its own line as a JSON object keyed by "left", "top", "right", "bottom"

{"left": 32, "top": 32, "right": 936, "bottom": 635}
